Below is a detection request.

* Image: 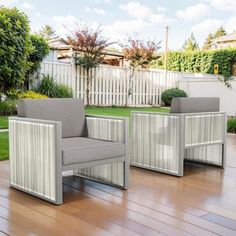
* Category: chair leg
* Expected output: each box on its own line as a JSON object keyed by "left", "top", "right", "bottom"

{"left": 123, "top": 159, "right": 129, "bottom": 189}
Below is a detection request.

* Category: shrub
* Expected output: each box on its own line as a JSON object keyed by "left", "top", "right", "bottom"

{"left": 0, "top": 7, "right": 31, "bottom": 93}
{"left": 56, "top": 84, "right": 73, "bottom": 98}
{"left": 18, "top": 91, "right": 48, "bottom": 99}
{"left": 36, "top": 74, "right": 73, "bottom": 98}
{"left": 161, "top": 88, "right": 187, "bottom": 106}
{"left": 0, "top": 100, "right": 17, "bottom": 116}
{"left": 227, "top": 118, "right": 236, "bottom": 133}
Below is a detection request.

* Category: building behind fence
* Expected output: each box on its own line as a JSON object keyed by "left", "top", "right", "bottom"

{"left": 38, "top": 61, "right": 236, "bottom": 116}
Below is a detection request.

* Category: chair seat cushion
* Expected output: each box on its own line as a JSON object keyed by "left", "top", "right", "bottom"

{"left": 61, "top": 137, "right": 125, "bottom": 166}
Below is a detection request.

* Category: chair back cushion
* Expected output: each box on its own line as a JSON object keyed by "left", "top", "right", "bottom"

{"left": 17, "top": 98, "right": 87, "bottom": 138}
{"left": 170, "top": 97, "right": 220, "bottom": 113}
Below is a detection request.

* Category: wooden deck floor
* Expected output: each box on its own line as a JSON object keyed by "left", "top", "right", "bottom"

{"left": 1, "top": 135, "right": 236, "bottom": 236}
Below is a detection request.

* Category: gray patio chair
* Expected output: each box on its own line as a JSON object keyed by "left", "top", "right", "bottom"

{"left": 9, "top": 98, "right": 129, "bottom": 204}
{"left": 131, "top": 97, "right": 226, "bottom": 177}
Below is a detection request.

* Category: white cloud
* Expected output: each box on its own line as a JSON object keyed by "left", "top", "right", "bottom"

{"left": 225, "top": 16, "right": 236, "bottom": 32}
{"left": 191, "top": 18, "right": 223, "bottom": 46}
{"left": 205, "top": 0, "right": 236, "bottom": 12}
{"left": 176, "top": 3, "right": 210, "bottom": 21}
{"left": 104, "top": 19, "right": 150, "bottom": 41}
{"left": 120, "top": 2, "right": 152, "bottom": 19}
{"left": 0, "top": 0, "right": 18, "bottom": 7}
{"left": 103, "top": 2, "right": 173, "bottom": 46}
{"left": 85, "top": 6, "right": 106, "bottom": 15}
{"left": 21, "top": 2, "right": 34, "bottom": 10}
{"left": 53, "top": 15, "right": 99, "bottom": 37}
{"left": 156, "top": 6, "right": 166, "bottom": 13}
{"left": 191, "top": 18, "right": 222, "bottom": 33}
{"left": 53, "top": 15, "right": 81, "bottom": 36}
{"left": 119, "top": 1, "right": 172, "bottom": 25}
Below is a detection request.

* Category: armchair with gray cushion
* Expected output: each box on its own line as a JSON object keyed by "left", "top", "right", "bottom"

{"left": 9, "top": 99, "right": 129, "bottom": 204}
{"left": 131, "top": 97, "right": 226, "bottom": 176}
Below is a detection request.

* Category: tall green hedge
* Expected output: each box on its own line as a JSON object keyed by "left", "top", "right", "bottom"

{"left": 166, "top": 49, "right": 236, "bottom": 79}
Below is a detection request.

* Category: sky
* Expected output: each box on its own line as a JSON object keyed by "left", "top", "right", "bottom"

{"left": 1, "top": 0, "right": 236, "bottom": 51}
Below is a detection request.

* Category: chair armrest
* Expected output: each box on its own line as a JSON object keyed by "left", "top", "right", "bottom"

{"left": 85, "top": 115, "right": 129, "bottom": 144}
{"left": 9, "top": 117, "right": 62, "bottom": 204}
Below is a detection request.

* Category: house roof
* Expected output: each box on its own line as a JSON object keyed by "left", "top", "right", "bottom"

{"left": 48, "top": 38, "right": 72, "bottom": 50}
{"left": 211, "top": 32, "right": 236, "bottom": 44}
{"left": 48, "top": 38, "right": 124, "bottom": 57}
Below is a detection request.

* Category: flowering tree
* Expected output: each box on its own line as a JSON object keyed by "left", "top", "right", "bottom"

{"left": 122, "top": 38, "right": 160, "bottom": 106}
{"left": 67, "top": 26, "right": 111, "bottom": 105}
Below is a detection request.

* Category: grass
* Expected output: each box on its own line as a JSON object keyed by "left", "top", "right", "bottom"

{"left": 85, "top": 106, "right": 169, "bottom": 117}
{"left": 0, "top": 106, "right": 169, "bottom": 161}
{"left": 0, "top": 132, "right": 9, "bottom": 161}
{"left": 0, "top": 116, "right": 8, "bottom": 129}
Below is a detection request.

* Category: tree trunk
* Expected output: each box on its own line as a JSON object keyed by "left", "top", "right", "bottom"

{"left": 125, "top": 67, "right": 135, "bottom": 107}
{"left": 86, "top": 68, "right": 90, "bottom": 106}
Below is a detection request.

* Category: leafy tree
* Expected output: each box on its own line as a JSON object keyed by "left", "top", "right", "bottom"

{"left": 213, "top": 26, "right": 227, "bottom": 39}
{"left": 39, "top": 24, "right": 58, "bottom": 40}
{"left": 121, "top": 38, "right": 160, "bottom": 106}
{"left": 202, "top": 33, "right": 213, "bottom": 50}
{"left": 27, "top": 34, "right": 49, "bottom": 74}
{"left": 67, "top": 26, "right": 111, "bottom": 105}
{"left": 24, "top": 34, "right": 49, "bottom": 89}
{"left": 0, "top": 7, "right": 31, "bottom": 93}
{"left": 182, "top": 33, "right": 199, "bottom": 51}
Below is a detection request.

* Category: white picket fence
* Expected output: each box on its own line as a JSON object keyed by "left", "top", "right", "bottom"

{"left": 39, "top": 61, "right": 222, "bottom": 108}
{"left": 40, "top": 61, "right": 183, "bottom": 106}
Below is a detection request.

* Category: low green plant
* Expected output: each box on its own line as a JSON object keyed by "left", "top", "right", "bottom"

{"left": 161, "top": 88, "right": 187, "bottom": 106}
{"left": 18, "top": 90, "right": 48, "bottom": 99}
{"left": 227, "top": 118, "right": 236, "bottom": 133}
{"left": 0, "top": 100, "right": 17, "bottom": 116}
{"left": 36, "top": 74, "right": 58, "bottom": 97}
{"left": 36, "top": 74, "right": 73, "bottom": 98}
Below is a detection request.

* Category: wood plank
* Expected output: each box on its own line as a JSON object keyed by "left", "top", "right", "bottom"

{"left": 202, "top": 213, "right": 236, "bottom": 231}
{"left": 0, "top": 133, "right": 236, "bottom": 235}
{"left": 0, "top": 177, "right": 140, "bottom": 236}
{"left": 63, "top": 178, "right": 217, "bottom": 236}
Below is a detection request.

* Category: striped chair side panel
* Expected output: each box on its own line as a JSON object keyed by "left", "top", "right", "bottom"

{"left": 9, "top": 119, "right": 57, "bottom": 201}
{"left": 75, "top": 117, "right": 126, "bottom": 186}
{"left": 185, "top": 145, "right": 223, "bottom": 165}
{"left": 184, "top": 113, "right": 225, "bottom": 165}
{"left": 185, "top": 114, "right": 224, "bottom": 147}
{"left": 131, "top": 113, "right": 182, "bottom": 176}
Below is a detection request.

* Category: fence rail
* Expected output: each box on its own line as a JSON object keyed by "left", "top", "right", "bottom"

{"left": 39, "top": 61, "right": 223, "bottom": 108}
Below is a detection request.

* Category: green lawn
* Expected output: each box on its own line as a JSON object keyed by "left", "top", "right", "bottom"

{"left": 0, "top": 107, "right": 169, "bottom": 161}
{"left": 0, "top": 116, "right": 8, "bottom": 129}
{"left": 85, "top": 106, "right": 169, "bottom": 117}
{"left": 0, "top": 132, "right": 9, "bottom": 161}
